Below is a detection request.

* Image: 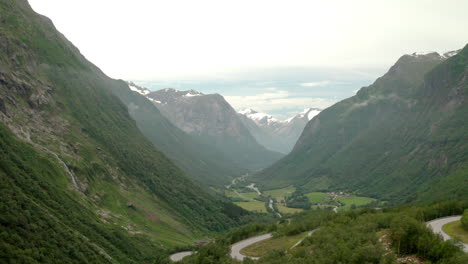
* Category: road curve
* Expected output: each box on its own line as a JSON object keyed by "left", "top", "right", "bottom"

{"left": 426, "top": 215, "right": 468, "bottom": 253}
{"left": 230, "top": 233, "right": 272, "bottom": 261}
{"left": 169, "top": 251, "right": 194, "bottom": 262}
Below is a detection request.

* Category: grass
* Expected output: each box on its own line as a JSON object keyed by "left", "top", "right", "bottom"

{"left": 305, "top": 192, "right": 329, "bottom": 204}
{"left": 336, "top": 195, "right": 376, "bottom": 211}
{"left": 264, "top": 186, "right": 296, "bottom": 202}
{"left": 240, "top": 232, "right": 308, "bottom": 257}
{"left": 234, "top": 200, "right": 267, "bottom": 213}
{"left": 442, "top": 220, "right": 468, "bottom": 243}
{"left": 277, "top": 204, "right": 303, "bottom": 214}
{"left": 225, "top": 190, "right": 247, "bottom": 201}
{"left": 243, "top": 191, "right": 262, "bottom": 200}
{"left": 225, "top": 190, "right": 260, "bottom": 201}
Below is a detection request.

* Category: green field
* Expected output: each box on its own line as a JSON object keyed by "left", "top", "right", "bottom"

{"left": 243, "top": 191, "right": 262, "bottom": 200}
{"left": 240, "top": 232, "right": 308, "bottom": 257}
{"left": 277, "top": 204, "right": 303, "bottom": 214}
{"left": 225, "top": 190, "right": 260, "bottom": 201}
{"left": 234, "top": 200, "right": 267, "bottom": 213}
{"left": 305, "top": 192, "right": 329, "bottom": 204}
{"left": 264, "top": 186, "right": 296, "bottom": 202}
{"left": 442, "top": 220, "right": 468, "bottom": 243}
{"left": 336, "top": 195, "right": 376, "bottom": 211}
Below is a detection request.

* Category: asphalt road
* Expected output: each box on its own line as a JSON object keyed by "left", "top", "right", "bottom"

{"left": 169, "top": 251, "right": 194, "bottom": 262}
{"left": 426, "top": 215, "right": 467, "bottom": 253}
{"left": 230, "top": 233, "right": 273, "bottom": 261}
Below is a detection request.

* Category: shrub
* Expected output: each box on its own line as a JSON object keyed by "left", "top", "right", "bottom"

{"left": 461, "top": 209, "right": 468, "bottom": 231}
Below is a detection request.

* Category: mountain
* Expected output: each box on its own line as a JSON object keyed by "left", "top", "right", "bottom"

{"left": 0, "top": 1, "right": 248, "bottom": 262}
{"left": 110, "top": 81, "right": 247, "bottom": 188}
{"left": 253, "top": 47, "right": 468, "bottom": 203}
{"left": 145, "top": 88, "right": 284, "bottom": 170}
{"left": 238, "top": 108, "right": 321, "bottom": 153}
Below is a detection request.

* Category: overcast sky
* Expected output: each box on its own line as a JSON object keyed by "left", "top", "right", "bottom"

{"left": 29, "top": 0, "right": 468, "bottom": 118}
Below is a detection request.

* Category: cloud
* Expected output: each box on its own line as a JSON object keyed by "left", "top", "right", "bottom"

{"left": 224, "top": 89, "right": 335, "bottom": 118}
{"left": 300, "top": 81, "right": 331, "bottom": 87}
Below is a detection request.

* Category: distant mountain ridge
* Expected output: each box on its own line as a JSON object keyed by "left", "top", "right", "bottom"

{"left": 253, "top": 47, "right": 468, "bottom": 203}
{"left": 238, "top": 108, "right": 321, "bottom": 153}
{"left": 125, "top": 82, "right": 318, "bottom": 154}
{"left": 131, "top": 86, "right": 284, "bottom": 171}
{"left": 112, "top": 81, "right": 249, "bottom": 188}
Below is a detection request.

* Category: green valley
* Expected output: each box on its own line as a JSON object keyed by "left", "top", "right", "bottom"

{"left": 1, "top": 0, "right": 467, "bottom": 263}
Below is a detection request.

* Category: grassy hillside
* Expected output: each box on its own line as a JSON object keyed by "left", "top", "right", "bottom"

{"left": 253, "top": 47, "right": 468, "bottom": 204}
{"left": 0, "top": 124, "right": 167, "bottom": 263}
{"left": 0, "top": 0, "right": 249, "bottom": 261}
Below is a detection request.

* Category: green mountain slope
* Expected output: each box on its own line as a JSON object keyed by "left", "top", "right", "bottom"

{"left": 0, "top": 0, "right": 247, "bottom": 261}
{"left": 253, "top": 47, "right": 468, "bottom": 203}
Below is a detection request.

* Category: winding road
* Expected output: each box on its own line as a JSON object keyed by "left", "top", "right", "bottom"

{"left": 230, "top": 233, "right": 273, "bottom": 261}
{"left": 169, "top": 251, "right": 194, "bottom": 262}
{"left": 426, "top": 215, "right": 468, "bottom": 253}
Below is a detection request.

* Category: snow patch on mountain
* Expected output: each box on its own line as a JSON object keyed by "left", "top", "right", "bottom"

{"left": 238, "top": 109, "right": 285, "bottom": 127}
{"left": 285, "top": 108, "right": 321, "bottom": 123}
{"left": 408, "top": 50, "right": 460, "bottom": 59}
{"left": 239, "top": 108, "right": 321, "bottom": 126}
{"left": 148, "top": 97, "right": 161, "bottom": 104}
{"left": 184, "top": 91, "right": 203, "bottom": 97}
{"left": 411, "top": 51, "right": 437, "bottom": 56}
{"left": 127, "top": 82, "right": 151, "bottom": 95}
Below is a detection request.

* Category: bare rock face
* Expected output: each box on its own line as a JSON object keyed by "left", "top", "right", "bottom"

{"left": 144, "top": 88, "right": 283, "bottom": 170}
{"left": 148, "top": 89, "right": 248, "bottom": 138}
{"left": 0, "top": 96, "right": 6, "bottom": 115}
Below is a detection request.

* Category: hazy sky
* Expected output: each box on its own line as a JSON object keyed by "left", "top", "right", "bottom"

{"left": 29, "top": 0, "right": 468, "bottom": 118}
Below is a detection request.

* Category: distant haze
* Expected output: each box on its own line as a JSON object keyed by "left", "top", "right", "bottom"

{"left": 29, "top": 0, "right": 468, "bottom": 118}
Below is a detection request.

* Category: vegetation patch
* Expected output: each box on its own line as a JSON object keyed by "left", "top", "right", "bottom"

{"left": 234, "top": 201, "right": 267, "bottom": 213}
{"left": 264, "top": 186, "right": 296, "bottom": 203}
{"left": 442, "top": 220, "right": 468, "bottom": 243}
{"left": 461, "top": 209, "right": 468, "bottom": 231}
{"left": 304, "top": 192, "right": 329, "bottom": 204}
{"left": 336, "top": 195, "right": 376, "bottom": 211}
{"left": 277, "top": 204, "right": 304, "bottom": 214}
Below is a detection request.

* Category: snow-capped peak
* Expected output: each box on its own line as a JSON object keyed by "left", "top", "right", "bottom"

{"left": 239, "top": 109, "right": 283, "bottom": 127}
{"left": 287, "top": 108, "right": 321, "bottom": 123}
